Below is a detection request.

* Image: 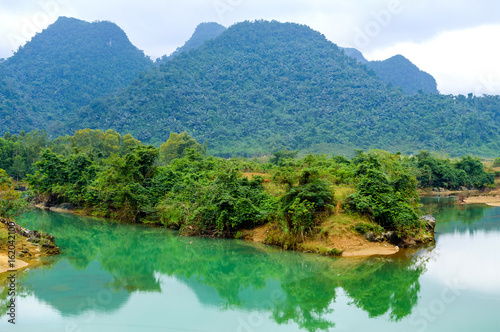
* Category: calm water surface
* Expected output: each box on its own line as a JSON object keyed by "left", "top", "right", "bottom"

{"left": 1, "top": 197, "right": 499, "bottom": 331}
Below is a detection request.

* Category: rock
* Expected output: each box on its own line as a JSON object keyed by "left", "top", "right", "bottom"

{"left": 364, "top": 231, "right": 376, "bottom": 242}
{"left": 57, "top": 203, "right": 73, "bottom": 210}
{"left": 421, "top": 215, "right": 436, "bottom": 232}
{"left": 405, "top": 239, "right": 417, "bottom": 246}
{"left": 382, "top": 231, "right": 399, "bottom": 243}
{"left": 460, "top": 186, "right": 468, "bottom": 191}
{"left": 42, "top": 246, "right": 60, "bottom": 255}
{"left": 15, "top": 185, "right": 27, "bottom": 192}
{"left": 439, "top": 187, "right": 446, "bottom": 192}
{"left": 27, "top": 237, "right": 40, "bottom": 243}
{"left": 432, "top": 188, "right": 439, "bottom": 192}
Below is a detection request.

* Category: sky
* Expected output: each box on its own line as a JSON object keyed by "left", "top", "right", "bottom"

{"left": 0, "top": 0, "right": 499, "bottom": 95}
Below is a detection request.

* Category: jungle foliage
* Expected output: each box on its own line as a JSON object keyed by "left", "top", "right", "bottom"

{"left": 1, "top": 20, "right": 499, "bottom": 157}
{"left": 1, "top": 129, "right": 486, "bottom": 243}
{"left": 412, "top": 151, "right": 494, "bottom": 189}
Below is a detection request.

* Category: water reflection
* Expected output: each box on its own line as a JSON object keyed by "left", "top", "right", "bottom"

{"left": 2, "top": 209, "right": 433, "bottom": 331}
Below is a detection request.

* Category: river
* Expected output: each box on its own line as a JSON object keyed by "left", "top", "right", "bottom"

{"left": 0, "top": 197, "right": 499, "bottom": 331}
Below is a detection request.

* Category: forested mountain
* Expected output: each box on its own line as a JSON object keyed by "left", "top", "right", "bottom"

{"left": 0, "top": 19, "right": 499, "bottom": 157}
{"left": 76, "top": 20, "right": 499, "bottom": 157}
{"left": 0, "top": 17, "right": 153, "bottom": 135}
{"left": 170, "top": 22, "right": 227, "bottom": 58}
{"left": 340, "top": 48, "right": 438, "bottom": 94}
{"left": 367, "top": 55, "right": 438, "bottom": 94}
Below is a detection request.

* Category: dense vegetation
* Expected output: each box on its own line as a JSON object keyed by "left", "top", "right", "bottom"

{"left": 1, "top": 19, "right": 499, "bottom": 158}
{"left": 0, "top": 129, "right": 489, "bottom": 252}
{"left": 0, "top": 17, "right": 153, "bottom": 136}
{"left": 0, "top": 169, "right": 26, "bottom": 220}
{"left": 73, "top": 21, "right": 500, "bottom": 157}
{"left": 413, "top": 151, "right": 495, "bottom": 189}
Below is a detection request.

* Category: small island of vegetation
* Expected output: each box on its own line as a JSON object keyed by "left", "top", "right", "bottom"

{"left": 1, "top": 129, "right": 497, "bottom": 259}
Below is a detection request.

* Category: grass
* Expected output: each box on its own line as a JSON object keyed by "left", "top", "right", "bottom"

{"left": 298, "top": 242, "right": 342, "bottom": 256}
{"left": 0, "top": 225, "right": 7, "bottom": 248}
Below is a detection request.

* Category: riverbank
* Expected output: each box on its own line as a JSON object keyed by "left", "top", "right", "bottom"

{"left": 239, "top": 212, "right": 433, "bottom": 257}
{"left": 0, "top": 219, "right": 60, "bottom": 274}
{"left": 33, "top": 204, "right": 428, "bottom": 258}
{"left": 420, "top": 184, "right": 500, "bottom": 206}
{"left": 463, "top": 196, "right": 500, "bottom": 206}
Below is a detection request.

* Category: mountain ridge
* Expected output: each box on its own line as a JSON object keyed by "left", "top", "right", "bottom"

{"left": 0, "top": 16, "right": 153, "bottom": 135}
{"left": 0, "top": 18, "right": 498, "bottom": 157}
{"left": 73, "top": 20, "right": 499, "bottom": 156}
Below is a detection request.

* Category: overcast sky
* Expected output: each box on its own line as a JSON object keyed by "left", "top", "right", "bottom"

{"left": 1, "top": 0, "right": 499, "bottom": 95}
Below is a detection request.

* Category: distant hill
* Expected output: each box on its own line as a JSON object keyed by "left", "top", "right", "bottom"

{"left": 170, "top": 22, "right": 226, "bottom": 58}
{"left": 0, "top": 17, "right": 153, "bottom": 134}
{"left": 341, "top": 47, "right": 368, "bottom": 63}
{"left": 75, "top": 20, "right": 499, "bottom": 157}
{"left": 367, "top": 55, "right": 438, "bottom": 94}
{"left": 340, "top": 47, "right": 438, "bottom": 95}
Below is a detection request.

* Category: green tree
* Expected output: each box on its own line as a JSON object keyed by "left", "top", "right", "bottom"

{"left": 0, "top": 169, "right": 27, "bottom": 219}
{"left": 159, "top": 132, "right": 205, "bottom": 165}
{"left": 9, "top": 155, "right": 27, "bottom": 180}
{"left": 281, "top": 169, "right": 334, "bottom": 238}
{"left": 345, "top": 153, "right": 420, "bottom": 237}
{"left": 269, "top": 149, "right": 299, "bottom": 166}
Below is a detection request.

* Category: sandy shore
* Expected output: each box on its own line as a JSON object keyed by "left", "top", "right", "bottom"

{"left": 464, "top": 196, "right": 500, "bottom": 206}
{"left": 0, "top": 254, "right": 29, "bottom": 274}
{"left": 341, "top": 243, "right": 399, "bottom": 257}
{"left": 328, "top": 233, "right": 399, "bottom": 257}
{"left": 243, "top": 224, "right": 401, "bottom": 257}
{"left": 0, "top": 219, "right": 58, "bottom": 275}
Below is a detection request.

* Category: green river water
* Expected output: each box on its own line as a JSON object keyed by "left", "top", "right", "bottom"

{"left": 1, "top": 197, "right": 499, "bottom": 331}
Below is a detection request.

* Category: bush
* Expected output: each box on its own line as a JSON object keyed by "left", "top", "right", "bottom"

{"left": 354, "top": 222, "right": 384, "bottom": 235}
{"left": 493, "top": 157, "right": 500, "bottom": 167}
{"left": 345, "top": 162, "right": 420, "bottom": 237}
{"left": 159, "top": 170, "right": 275, "bottom": 236}
{"left": 280, "top": 169, "right": 334, "bottom": 237}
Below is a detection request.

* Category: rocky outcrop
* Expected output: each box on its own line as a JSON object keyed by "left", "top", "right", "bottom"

{"left": 421, "top": 215, "right": 436, "bottom": 233}
{"left": 364, "top": 215, "right": 436, "bottom": 248}
{"left": 0, "top": 218, "right": 60, "bottom": 255}
{"left": 364, "top": 231, "right": 399, "bottom": 243}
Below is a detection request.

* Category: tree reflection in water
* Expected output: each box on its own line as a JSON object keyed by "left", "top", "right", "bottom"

{"left": 0, "top": 210, "right": 433, "bottom": 331}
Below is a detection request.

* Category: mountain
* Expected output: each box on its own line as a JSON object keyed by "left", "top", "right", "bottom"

{"left": 340, "top": 48, "right": 438, "bottom": 94}
{"left": 170, "top": 22, "right": 226, "bottom": 57}
{"left": 0, "top": 17, "right": 153, "bottom": 135}
{"left": 367, "top": 55, "right": 438, "bottom": 94}
{"left": 1, "top": 19, "right": 498, "bottom": 157}
{"left": 75, "top": 20, "right": 499, "bottom": 157}
{"left": 341, "top": 47, "right": 368, "bottom": 63}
